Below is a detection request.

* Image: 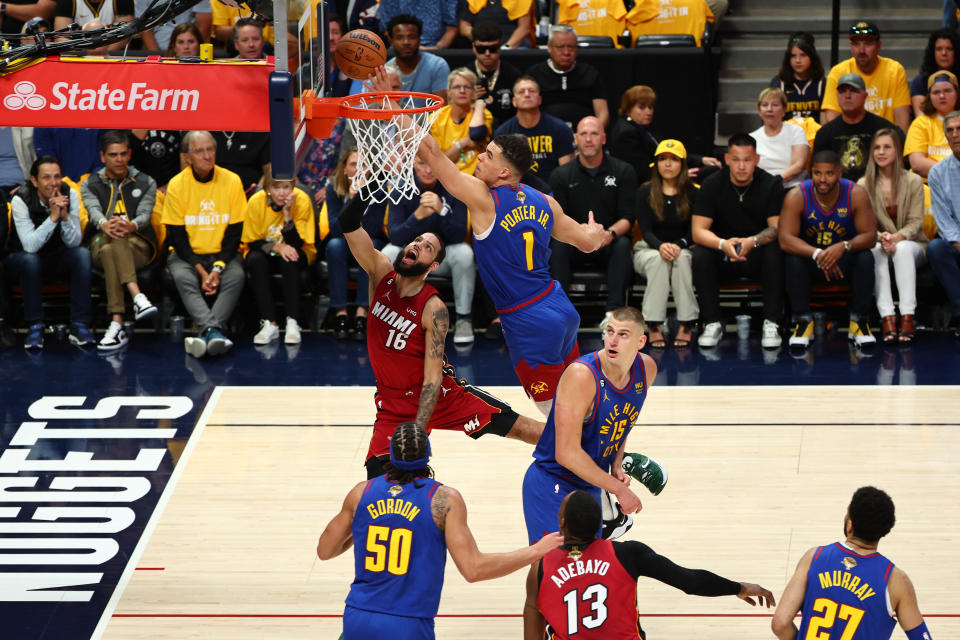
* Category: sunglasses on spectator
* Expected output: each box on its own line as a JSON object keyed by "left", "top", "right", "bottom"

{"left": 474, "top": 43, "right": 501, "bottom": 54}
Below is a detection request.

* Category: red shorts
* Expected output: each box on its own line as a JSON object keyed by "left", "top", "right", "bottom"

{"left": 514, "top": 343, "right": 581, "bottom": 403}
{"left": 367, "top": 375, "right": 517, "bottom": 461}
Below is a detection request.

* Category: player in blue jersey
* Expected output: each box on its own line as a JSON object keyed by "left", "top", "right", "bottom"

{"left": 779, "top": 149, "right": 879, "bottom": 350}
{"left": 317, "top": 421, "right": 563, "bottom": 640}
{"left": 772, "top": 486, "right": 931, "bottom": 640}
{"left": 521, "top": 306, "right": 665, "bottom": 544}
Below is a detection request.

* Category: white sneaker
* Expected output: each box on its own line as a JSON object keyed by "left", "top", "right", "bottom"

{"left": 453, "top": 318, "right": 474, "bottom": 344}
{"left": 254, "top": 320, "right": 279, "bottom": 345}
{"left": 97, "top": 321, "right": 128, "bottom": 351}
{"left": 132, "top": 293, "right": 157, "bottom": 321}
{"left": 598, "top": 311, "right": 613, "bottom": 332}
{"left": 184, "top": 335, "right": 206, "bottom": 358}
{"left": 284, "top": 317, "right": 301, "bottom": 344}
{"left": 761, "top": 319, "right": 782, "bottom": 349}
{"left": 698, "top": 321, "right": 723, "bottom": 347}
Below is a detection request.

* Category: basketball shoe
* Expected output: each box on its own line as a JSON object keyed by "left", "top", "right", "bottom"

{"left": 621, "top": 453, "right": 668, "bottom": 496}
{"left": 600, "top": 491, "right": 633, "bottom": 540}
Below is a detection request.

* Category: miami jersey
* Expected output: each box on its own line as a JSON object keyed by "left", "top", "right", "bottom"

{"left": 797, "top": 542, "right": 896, "bottom": 640}
{"left": 799, "top": 178, "right": 856, "bottom": 249}
{"left": 474, "top": 184, "right": 555, "bottom": 311}
{"left": 346, "top": 475, "right": 447, "bottom": 619}
{"left": 533, "top": 351, "right": 648, "bottom": 488}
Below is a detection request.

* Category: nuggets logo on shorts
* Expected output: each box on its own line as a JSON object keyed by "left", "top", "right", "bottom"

{"left": 842, "top": 556, "right": 858, "bottom": 570}
{"left": 530, "top": 380, "right": 549, "bottom": 396}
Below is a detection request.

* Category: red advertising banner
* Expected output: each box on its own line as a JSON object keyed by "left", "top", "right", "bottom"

{"left": 0, "top": 55, "right": 274, "bottom": 130}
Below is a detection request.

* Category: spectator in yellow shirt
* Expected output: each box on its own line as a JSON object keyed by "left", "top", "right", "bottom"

{"left": 430, "top": 67, "right": 493, "bottom": 175}
{"left": 821, "top": 21, "right": 911, "bottom": 134}
{"left": 163, "top": 130, "right": 247, "bottom": 358}
{"left": 905, "top": 70, "right": 958, "bottom": 178}
{"left": 242, "top": 178, "right": 316, "bottom": 346}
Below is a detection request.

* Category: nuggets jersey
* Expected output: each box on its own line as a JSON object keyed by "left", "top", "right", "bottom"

{"left": 533, "top": 351, "right": 648, "bottom": 488}
{"left": 797, "top": 542, "right": 896, "bottom": 640}
{"left": 474, "top": 184, "right": 555, "bottom": 311}
{"left": 346, "top": 475, "right": 447, "bottom": 619}
{"left": 367, "top": 272, "right": 439, "bottom": 392}
{"left": 538, "top": 540, "right": 641, "bottom": 639}
{"left": 799, "top": 178, "right": 856, "bottom": 249}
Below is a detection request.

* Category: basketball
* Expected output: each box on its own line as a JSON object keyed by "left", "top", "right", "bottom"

{"left": 334, "top": 29, "right": 388, "bottom": 82}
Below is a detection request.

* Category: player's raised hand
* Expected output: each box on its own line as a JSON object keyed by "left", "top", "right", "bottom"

{"left": 736, "top": 582, "right": 776, "bottom": 608}
{"left": 363, "top": 65, "right": 391, "bottom": 93}
{"left": 584, "top": 211, "right": 607, "bottom": 252}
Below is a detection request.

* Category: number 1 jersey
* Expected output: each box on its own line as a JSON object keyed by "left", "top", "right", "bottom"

{"left": 347, "top": 475, "right": 447, "bottom": 619}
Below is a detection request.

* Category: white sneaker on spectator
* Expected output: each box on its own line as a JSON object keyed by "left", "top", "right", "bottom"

{"left": 453, "top": 318, "right": 474, "bottom": 344}
{"left": 284, "top": 317, "right": 302, "bottom": 344}
{"left": 698, "top": 321, "right": 723, "bottom": 347}
{"left": 598, "top": 311, "right": 614, "bottom": 332}
{"left": 761, "top": 319, "right": 782, "bottom": 349}
{"left": 254, "top": 320, "right": 279, "bottom": 345}
{"left": 97, "top": 321, "right": 128, "bottom": 351}
{"left": 132, "top": 293, "right": 157, "bottom": 321}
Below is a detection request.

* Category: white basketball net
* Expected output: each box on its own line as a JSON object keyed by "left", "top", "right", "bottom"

{"left": 345, "top": 93, "right": 443, "bottom": 205}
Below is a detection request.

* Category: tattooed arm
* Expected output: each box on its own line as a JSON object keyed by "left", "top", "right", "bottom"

{"left": 414, "top": 296, "right": 449, "bottom": 430}
{"left": 437, "top": 485, "right": 563, "bottom": 583}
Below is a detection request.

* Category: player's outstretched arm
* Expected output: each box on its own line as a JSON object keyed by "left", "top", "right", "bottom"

{"left": 417, "top": 135, "right": 496, "bottom": 228}
{"left": 439, "top": 486, "right": 563, "bottom": 583}
{"left": 339, "top": 193, "right": 393, "bottom": 282}
{"left": 413, "top": 296, "right": 449, "bottom": 430}
{"left": 548, "top": 195, "right": 607, "bottom": 253}
{"left": 523, "top": 562, "right": 547, "bottom": 640}
{"left": 317, "top": 481, "right": 366, "bottom": 560}
{"left": 771, "top": 547, "right": 815, "bottom": 640}
{"left": 889, "top": 567, "right": 930, "bottom": 638}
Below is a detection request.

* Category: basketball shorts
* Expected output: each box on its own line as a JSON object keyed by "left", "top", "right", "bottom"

{"left": 522, "top": 462, "right": 600, "bottom": 545}
{"left": 366, "top": 370, "right": 518, "bottom": 462}
{"left": 343, "top": 605, "right": 434, "bottom": 640}
{"left": 499, "top": 281, "right": 580, "bottom": 403}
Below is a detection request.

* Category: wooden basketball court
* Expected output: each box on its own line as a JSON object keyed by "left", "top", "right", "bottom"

{"left": 102, "top": 385, "right": 960, "bottom": 639}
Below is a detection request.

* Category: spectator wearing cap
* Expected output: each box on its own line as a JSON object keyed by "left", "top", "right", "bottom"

{"left": 813, "top": 73, "right": 902, "bottom": 182}
{"left": 548, "top": 116, "right": 636, "bottom": 327}
{"left": 905, "top": 70, "right": 958, "bottom": 178}
{"left": 821, "top": 21, "right": 911, "bottom": 134}
{"left": 927, "top": 110, "right": 960, "bottom": 339}
{"left": 526, "top": 25, "right": 609, "bottom": 129}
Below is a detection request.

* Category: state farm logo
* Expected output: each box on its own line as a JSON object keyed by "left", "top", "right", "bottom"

{"left": 4, "top": 80, "right": 200, "bottom": 112}
{"left": 4, "top": 81, "right": 46, "bottom": 110}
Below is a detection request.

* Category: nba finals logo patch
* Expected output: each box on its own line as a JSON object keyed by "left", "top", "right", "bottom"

{"left": 517, "top": 190, "right": 526, "bottom": 204}
{"left": 567, "top": 547, "right": 583, "bottom": 560}
{"left": 530, "top": 381, "right": 549, "bottom": 396}
{"left": 841, "top": 556, "right": 858, "bottom": 570}
{"left": 389, "top": 485, "right": 404, "bottom": 497}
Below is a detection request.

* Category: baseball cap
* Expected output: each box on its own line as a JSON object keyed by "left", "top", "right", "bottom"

{"left": 837, "top": 73, "right": 866, "bottom": 91}
{"left": 928, "top": 70, "right": 959, "bottom": 91}
{"left": 653, "top": 139, "right": 687, "bottom": 160}
{"left": 849, "top": 21, "right": 879, "bottom": 39}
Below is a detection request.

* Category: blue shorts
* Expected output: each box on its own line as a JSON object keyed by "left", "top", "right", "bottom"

{"left": 343, "top": 605, "right": 434, "bottom": 640}
{"left": 522, "top": 462, "right": 600, "bottom": 545}
{"left": 500, "top": 282, "right": 580, "bottom": 401}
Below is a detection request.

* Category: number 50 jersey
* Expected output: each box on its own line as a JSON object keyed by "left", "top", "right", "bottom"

{"left": 347, "top": 475, "right": 447, "bottom": 619}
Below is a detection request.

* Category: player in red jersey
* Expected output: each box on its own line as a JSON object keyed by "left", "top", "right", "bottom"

{"left": 337, "top": 192, "right": 544, "bottom": 478}
{"left": 523, "top": 490, "right": 775, "bottom": 640}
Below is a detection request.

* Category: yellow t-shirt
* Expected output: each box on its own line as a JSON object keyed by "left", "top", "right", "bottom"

{"left": 821, "top": 56, "right": 910, "bottom": 122}
{"left": 211, "top": 2, "right": 275, "bottom": 43}
{"left": 430, "top": 105, "right": 494, "bottom": 175}
{"left": 556, "top": 0, "right": 626, "bottom": 47}
{"left": 162, "top": 167, "right": 247, "bottom": 255}
{"left": 904, "top": 113, "right": 950, "bottom": 165}
{"left": 627, "top": 0, "right": 713, "bottom": 47}
{"left": 242, "top": 188, "right": 317, "bottom": 264}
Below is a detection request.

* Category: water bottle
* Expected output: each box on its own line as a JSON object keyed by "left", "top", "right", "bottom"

{"left": 538, "top": 17, "right": 550, "bottom": 40}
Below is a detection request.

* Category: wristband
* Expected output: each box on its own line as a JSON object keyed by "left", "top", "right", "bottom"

{"left": 717, "top": 239, "right": 724, "bottom": 250}
{"left": 904, "top": 621, "right": 930, "bottom": 640}
{"left": 752, "top": 236, "right": 759, "bottom": 248}
{"left": 212, "top": 260, "right": 226, "bottom": 273}
{"left": 608, "top": 229, "right": 617, "bottom": 240}
{"left": 811, "top": 248, "right": 822, "bottom": 262}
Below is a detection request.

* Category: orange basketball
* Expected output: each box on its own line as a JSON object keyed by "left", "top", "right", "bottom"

{"left": 334, "top": 29, "right": 388, "bottom": 82}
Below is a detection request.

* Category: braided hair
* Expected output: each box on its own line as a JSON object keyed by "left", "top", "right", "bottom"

{"left": 385, "top": 422, "right": 434, "bottom": 487}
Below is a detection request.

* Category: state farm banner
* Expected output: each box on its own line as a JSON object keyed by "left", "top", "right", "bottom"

{"left": 0, "top": 56, "right": 274, "bottom": 130}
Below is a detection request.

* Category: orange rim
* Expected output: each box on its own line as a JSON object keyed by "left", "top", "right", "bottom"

{"left": 338, "top": 91, "right": 444, "bottom": 119}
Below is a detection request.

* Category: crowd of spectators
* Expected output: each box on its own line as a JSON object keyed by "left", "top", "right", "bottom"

{"left": 1, "top": 2, "right": 960, "bottom": 357}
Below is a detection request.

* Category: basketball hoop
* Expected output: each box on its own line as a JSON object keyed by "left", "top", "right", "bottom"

{"left": 338, "top": 91, "right": 444, "bottom": 205}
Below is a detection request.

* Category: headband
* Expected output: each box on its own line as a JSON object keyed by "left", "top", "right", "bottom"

{"left": 389, "top": 435, "right": 432, "bottom": 471}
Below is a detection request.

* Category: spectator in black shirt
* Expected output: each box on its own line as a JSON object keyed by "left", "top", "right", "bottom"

{"left": 770, "top": 31, "right": 826, "bottom": 121}
{"left": 459, "top": 0, "right": 530, "bottom": 49}
{"left": 633, "top": 140, "right": 699, "bottom": 349}
{"left": 53, "top": 0, "right": 134, "bottom": 51}
{"left": 129, "top": 129, "right": 183, "bottom": 189}
{"left": 548, "top": 116, "right": 636, "bottom": 326}
{"left": 691, "top": 133, "right": 785, "bottom": 350}
{"left": 210, "top": 130, "right": 271, "bottom": 194}
{"left": 527, "top": 25, "right": 608, "bottom": 129}
{"left": 470, "top": 21, "right": 521, "bottom": 129}
{"left": 812, "top": 73, "right": 902, "bottom": 182}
